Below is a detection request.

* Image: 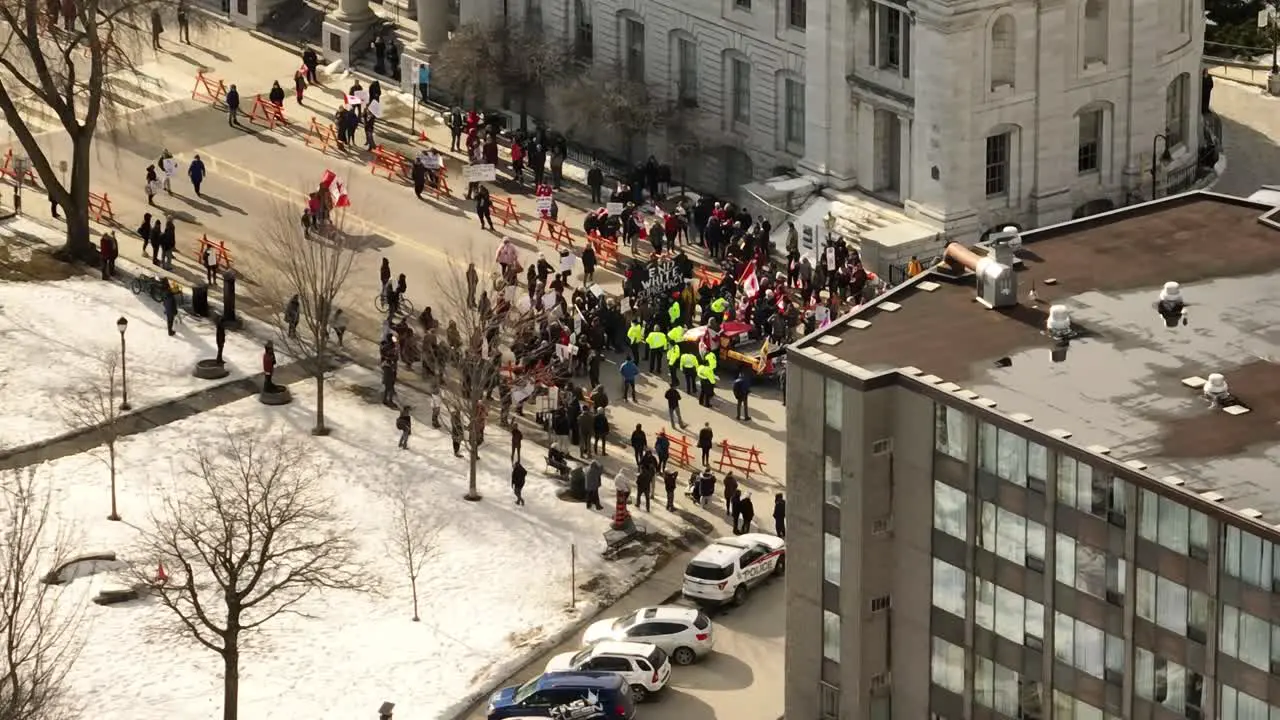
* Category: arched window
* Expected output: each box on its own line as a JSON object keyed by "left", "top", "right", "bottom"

{"left": 1165, "top": 73, "right": 1189, "bottom": 147}
{"left": 1082, "top": 0, "right": 1108, "bottom": 66}
{"left": 990, "top": 15, "right": 1016, "bottom": 90}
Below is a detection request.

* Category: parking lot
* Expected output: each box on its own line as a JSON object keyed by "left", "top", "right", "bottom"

{"left": 461, "top": 547, "right": 785, "bottom": 720}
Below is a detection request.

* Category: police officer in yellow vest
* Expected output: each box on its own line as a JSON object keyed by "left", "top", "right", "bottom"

{"left": 703, "top": 349, "right": 718, "bottom": 374}
{"left": 645, "top": 328, "right": 668, "bottom": 373}
{"left": 667, "top": 298, "right": 681, "bottom": 328}
{"left": 627, "top": 321, "right": 644, "bottom": 363}
{"left": 680, "top": 350, "right": 699, "bottom": 394}
{"left": 696, "top": 361, "right": 718, "bottom": 407}
{"left": 667, "top": 324, "right": 684, "bottom": 345}
{"left": 710, "top": 295, "right": 728, "bottom": 317}
{"left": 666, "top": 344, "right": 682, "bottom": 387}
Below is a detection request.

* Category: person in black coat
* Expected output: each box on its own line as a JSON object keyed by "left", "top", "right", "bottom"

{"left": 214, "top": 314, "right": 227, "bottom": 365}
{"left": 697, "top": 422, "right": 714, "bottom": 466}
{"left": 396, "top": 405, "right": 413, "bottom": 449}
{"left": 630, "top": 424, "right": 647, "bottom": 467}
{"left": 738, "top": 493, "right": 755, "bottom": 535}
{"left": 582, "top": 244, "right": 597, "bottom": 285}
{"left": 161, "top": 284, "right": 178, "bottom": 336}
{"left": 636, "top": 451, "right": 656, "bottom": 511}
{"left": 773, "top": 493, "right": 786, "bottom": 537}
{"left": 511, "top": 460, "right": 527, "bottom": 505}
{"left": 592, "top": 408, "right": 609, "bottom": 455}
{"left": 663, "top": 470, "right": 678, "bottom": 511}
{"left": 587, "top": 163, "right": 604, "bottom": 204}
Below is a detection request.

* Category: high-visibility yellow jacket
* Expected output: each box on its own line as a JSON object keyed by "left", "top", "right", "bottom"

{"left": 627, "top": 323, "right": 645, "bottom": 344}
{"left": 710, "top": 297, "right": 728, "bottom": 314}
{"left": 645, "top": 331, "right": 668, "bottom": 350}
{"left": 680, "top": 353, "right": 698, "bottom": 369}
{"left": 697, "top": 364, "right": 717, "bottom": 383}
{"left": 666, "top": 345, "right": 682, "bottom": 366}
{"left": 668, "top": 301, "right": 681, "bottom": 324}
{"left": 667, "top": 325, "right": 685, "bottom": 344}
{"left": 704, "top": 352, "right": 718, "bottom": 371}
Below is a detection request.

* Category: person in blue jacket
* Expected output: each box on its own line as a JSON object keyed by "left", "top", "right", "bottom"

{"left": 733, "top": 369, "right": 753, "bottom": 422}
{"left": 619, "top": 357, "right": 640, "bottom": 401}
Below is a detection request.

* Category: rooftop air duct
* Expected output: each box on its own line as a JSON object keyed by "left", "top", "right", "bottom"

{"left": 1157, "top": 281, "right": 1188, "bottom": 327}
{"left": 943, "top": 241, "right": 1017, "bottom": 309}
{"left": 1046, "top": 305, "right": 1072, "bottom": 339}
{"left": 1204, "top": 373, "right": 1230, "bottom": 407}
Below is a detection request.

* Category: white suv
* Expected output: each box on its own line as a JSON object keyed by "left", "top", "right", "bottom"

{"left": 581, "top": 606, "right": 714, "bottom": 666}
{"left": 545, "top": 641, "right": 672, "bottom": 702}
{"left": 681, "top": 533, "right": 786, "bottom": 606}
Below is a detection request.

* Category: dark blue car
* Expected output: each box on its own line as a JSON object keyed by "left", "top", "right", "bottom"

{"left": 487, "top": 671, "right": 637, "bottom": 719}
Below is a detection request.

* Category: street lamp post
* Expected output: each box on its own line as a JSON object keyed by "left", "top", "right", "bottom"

{"left": 116, "top": 317, "right": 131, "bottom": 411}
{"left": 1150, "top": 134, "right": 1174, "bottom": 200}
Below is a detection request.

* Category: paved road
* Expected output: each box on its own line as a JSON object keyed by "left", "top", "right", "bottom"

{"left": 1210, "top": 79, "right": 1280, "bottom": 197}
{"left": 459, "top": 545, "right": 785, "bottom": 720}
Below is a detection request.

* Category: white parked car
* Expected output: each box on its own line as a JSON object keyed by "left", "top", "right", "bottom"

{"left": 581, "top": 606, "right": 714, "bottom": 666}
{"left": 681, "top": 533, "right": 786, "bottom": 606}
{"left": 545, "top": 641, "right": 672, "bottom": 702}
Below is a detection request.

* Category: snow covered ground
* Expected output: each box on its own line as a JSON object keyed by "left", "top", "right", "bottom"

{"left": 35, "top": 367, "right": 666, "bottom": 720}
{"left": 0, "top": 276, "right": 265, "bottom": 451}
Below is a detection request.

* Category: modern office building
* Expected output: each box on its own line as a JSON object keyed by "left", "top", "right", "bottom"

{"left": 457, "top": 0, "right": 1211, "bottom": 234}
{"left": 783, "top": 191, "right": 1280, "bottom": 720}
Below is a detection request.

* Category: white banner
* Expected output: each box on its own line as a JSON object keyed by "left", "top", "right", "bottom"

{"left": 606, "top": 202, "right": 624, "bottom": 216}
{"left": 465, "top": 164, "right": 497, "bottom": 182}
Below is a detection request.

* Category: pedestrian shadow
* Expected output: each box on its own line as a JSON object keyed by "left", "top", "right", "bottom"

{"left": 671, "top": 652, "right": 754, "bottom": 691}
{"left": 167, "top": 51, "right": 203, "bottom": 67}
{"left": 417, "top": 193, "right": 465, "bottom": 217}
{"left": 192, "top": 44, "right": 232, "bottom": 63}
{"left": 172, "top": 193, "right": 219, "bottom": 216}
{"left": 203, "top": 194, "right": 246, "bottom": 216}
{"left": 332, "top": 232, "right": 394, "bottom": 253}
{"left": 668, "top": 506, "right": 715, "bottom": 535}
{"left": 239, "top": 127, "right": 284, "bottom": 146}
{"left": 156, "top": 208, "right": 199, "bottom": 225}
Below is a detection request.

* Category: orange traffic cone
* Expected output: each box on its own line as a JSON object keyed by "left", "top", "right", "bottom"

{"left": 154, "top": 561, "right": 168, "bottom": 584}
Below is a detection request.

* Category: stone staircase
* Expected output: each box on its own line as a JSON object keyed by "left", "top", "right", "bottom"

{"left": 824, "top": 190, "right": 922, "bottom": 246}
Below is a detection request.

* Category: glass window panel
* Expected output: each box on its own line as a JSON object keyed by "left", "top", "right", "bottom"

{"left": 1057, "top": 457, "right": 1077, "bottom": 507}
{"left": 824, "top": 378, "right": 843, "bottom": 430}
{"left": 995, "top": 585, "right": 1024, "bottom": 641}
{"left": 1220, "top": 605, "right": 1239, "bottom": 657}
{"left": 1075, "top": 463, "right": 1093, "bottom": 509}
{"left": 1189, "top": 510, "right": 1209, "bottom": 554}
{"left": 823, "top": 532, "right": 841, "bottom": 586}
{"left": 996, "top": 509, "right": 1026, "bottom": 565}
{"left": 1028, "top": 441, "right": 1048, "bottom": 481}
{"left": 1026, "top": 519, "right": 1046, "bottom": 564}
{"left": 975, "top": 656, "right": 995, "bottom": 708}
{"left": 1158, "top": 497, "right": 1189, "bottom": 553}
{"left": 1239, "top": 611, "right": 1270, "bottom": 670}
{"left": 1056, "top": 534, "right": 1076, "bottom": 586}
{"left": 1089, "top": 474, "right": 1111, "bottom": 517}
{"left": 931, "top": 637, "right": 965, "bottom": 693}
{"left": 1075, "top": 621, "right": 1105, "bottom": 678}
{"left": 980, "top": 502, "right": 997, "bottom": 552}
{"left": 1109, "top": 478, "right": 1128, "bottom": 520}
{"left": 1273, "top": 623, "right": 1280, "bottom": 669}
{"left": 996, "top": 428, "right": 1027, "bottom": 485}
{"left": 993, "top": 661, "right": 1020, "bottom": 716}
{"left": 935, "top": 404, "right": 967, "bottom": 460}
{"left": 976, "top": 578, "right": 995, "bottom": 631}
{"left": 1139, "top": 489, "right": 1159, "bottom": 541}
{"left": 1189, "top": 590, "right": 1209, "bottom": 638}
{"left": 1054, "top": 612, "right": 1074, "bottom": 664}
{"left": 1136, "top": 648, "right": 1155, "bottom": 698}
{"left": 1241, "top": 531, "right": 1264, "bottom": 586}
{"left": 1224, "top": 525, "right": 1242, "bottom": 578}
{"left": 1025, "top": 597, "right": 1044, "bottom": 643}
{"left": 823, "top": 609, "right": 840, "bottom": 662}
{"left": 1156, "top": 577, "right": 1188, "bottom": 634}
{"left": 824, "top": 455, "right": 841, "bottom": 507}
{"left": 932, "top": 559, "right": 966, "bottom": 618}
{"left": 1136, "top": 569, "right": 1156, "bottom": 621}
{"left": 1105, "top": 633, "right": 1124, "bottom": 678}
{"left": 1054, "top": 691, "right": 1075, "bottom": 720}
{"left": 979, "top": 422, "right": 999, "bottom": 473}
{"left": 1161, "top": 662, "right": 1186, "bottom": 712}
{"left": 1076, "top": 544, "right": 1107, "bottom": 598}
{"left": 1220, "top": 685, "right": 1237, "bottom": 719}
{"left": 933, "top": 481, "right": 967, "bottom": 540}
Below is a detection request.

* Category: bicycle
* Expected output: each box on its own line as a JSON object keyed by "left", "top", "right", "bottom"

{"left": 374, "top": 291, "right": 416, "bottom": 317}
{"left": 131, "top": 275, "right": 186, "bottom": 308}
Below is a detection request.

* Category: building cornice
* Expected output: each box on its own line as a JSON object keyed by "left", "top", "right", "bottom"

{"left": 846, "top": 73, "right": 915, "bottom": 108}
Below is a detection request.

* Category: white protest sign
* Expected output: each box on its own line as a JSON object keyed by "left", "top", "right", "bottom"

{"left": 465, "top": 163, "right": 497, "bottom": 182}
{"left": 536, "top": 196, "right": 553, "bottom": 213}
{"left": 606, "top": 202, "right": 624, "bottom": 216}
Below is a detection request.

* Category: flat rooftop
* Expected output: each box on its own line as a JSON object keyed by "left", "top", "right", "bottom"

{"left": 800, "top": 193, "right": 1280, "bottom": 520}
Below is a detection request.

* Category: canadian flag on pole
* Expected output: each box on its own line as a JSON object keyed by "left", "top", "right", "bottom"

{"left": 739, "top": 259, "right": 761, "bottom": 299}
{"left": 319, "top": 170, "right": 351, "bottom": 208}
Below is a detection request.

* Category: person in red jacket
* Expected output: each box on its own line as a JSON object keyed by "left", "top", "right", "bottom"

{"left": 262, "top": 341, "right": 277, "bottom": 391}
{"left": 98, "top": 232, "right": 118, "bottom": 280}
{"left": 664, "top": 212, "right": 680, "bottom": 249}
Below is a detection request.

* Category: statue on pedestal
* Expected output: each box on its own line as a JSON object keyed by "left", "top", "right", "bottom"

{"left": 611, "top": 470, "right": 634, "bottom": 532}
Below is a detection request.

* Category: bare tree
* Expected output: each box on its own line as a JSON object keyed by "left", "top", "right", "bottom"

{"left": 134, "top": 430, "right": 366, "bottom": 720}
{"left": 0, "top": 0, "right": 205, "bottom": 260}
{"left": 259, "top": 197, "right": 358, "bottom": 436}
{"left": 431, "top": 22, "right": 493, "bottom": 107}
{"left": 552, "top": 64, "right": 669, "bottom": 162}
{"left": 0, "top": 468, "right": 83, "bottom": 720}
{"left": 423, "top": 262, "right": 537, "bottom": 501}
{"left": 57, "top": 352, "right": 124, "bottom": 521}
{"left": 385, "top": 486, "right": 439, "bottom": 622}
{"left": 433, "top": 21, "right": 572, "bottom": 128}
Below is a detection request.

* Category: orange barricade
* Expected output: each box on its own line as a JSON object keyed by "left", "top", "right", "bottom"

{"left": 0, "top": 149, "right": 37, "bottom": 186}
{"left": 589, "top": 233, "right": 619, "bottom": 268}
{"left": 246, "top": 94, "right": 285, "bottom": 130}
{"left": 369, "top": 145, "right": 410, "bottom": 182}
{"left": 424, "top": 172, "right": 451, "bottom": 200}
{"left": 492, "top": 195, "right": 520, "bottom": 226}
{"left": 657, "top": 429, "right": 692, "bottom": 467}
{"left": 304, "top": 117, "right": 339, "bottom": 152}
{"left": 535, "top": 219, "right": 572, "bottom": 250}
{"left": 191, "top": 71, "right": 227, "bottom": 108}
{"left": 193, "top": 235, "right": 233, "bottom": 269}
{"left": 715, "top": 440, "right": 767, "bottom": 477}
{"left": 695, "top": 266, "right": 724, "bottom": 287}
{"left": 88, "top": 191, "right": 114, "bottom": 224}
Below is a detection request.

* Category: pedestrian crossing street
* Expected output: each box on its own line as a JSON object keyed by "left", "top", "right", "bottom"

{"left": 0, "top": 60, "right": 197, "bottom": 141}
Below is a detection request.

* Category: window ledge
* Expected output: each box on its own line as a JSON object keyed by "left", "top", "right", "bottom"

{"left": 1081, "top": 60, "right": 1107, "bottom": 76}
{"left": 990, "top": 82, "right": 1014, "bottom": 97}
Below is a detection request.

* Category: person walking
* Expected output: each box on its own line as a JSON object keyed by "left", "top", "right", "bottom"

{"left": 630, "top": 424, "right": 647, "bottom": 467}
{"left": 149, "top": 8, "right": 162, "bottom": 49}
{"left": 188, "top": 154, "right": 206, "bottom": 197}
{"left": 302, "top": 47, "right": 320, "bottom": 84}
{"left": 150, "top": 218, "right": 162, "bottom": 264}
{"left": 773, "top": 493, "right": 786, "bottom": 537}
{"left": 733, "top": 370, "right": 753, "bottom": 421}
{"left": 226, "top": 84, "right": 241, "bottom": 127}
{"left": 98, "top": 232, "right": 117, "bottom": 280}
{"left": 158, "top": 150, "right": 177, "bottom": 194}
{"left": 697, "top": 422, "right": 714, "bottom": 466}
{"left": 619, "top": 357, "right": 639, "bottom": 402}
{"left": 666, "top": 343, "right": 681, "bottom": 388}
{"left": 585, "top": 459, "right": 605, "bottom": 510}
{"left": 396, "top": 405, "right": 412, "bottom": 449}
{"left": 201, "top": 241, "right": 219, "bottom": 286}
{"left": 592, "top": 408, "right": 609, "bottom": 456}
{"left": 138, "top": 212, "right": 153, "bottom": 256}
{"left": 331, "top": 308, "right": 348, "bottom": 347}
{"left": 160, "top": 218, "right": 176, "bottom": 270}
{"left": 576, "top": 408, "right": 594, "bottom": 458}
{"left": 451, "top": 411, "right": 463, "bottom": 456}
{"left": 284, "top": 294, "right": 300, "bottom": 337}
{"left": 663, "top": 470, "right": 677, "bottom": 511}
{"left": 144, "top": 165, "right": 158, "bottom": 205}
{"left": 729, "top": 488, "right": 743, "bottom": 533}
{"left": 294, "top": 69, "right": 307, "bottom": 105}
{"left": 738, "top": 493, "right": 755, "bottom": 535}
{"left": 475, "top": 186, "right": 495, "bottom": 230}
{"left": 214, "top": 315, "right": 227, "bottom": 365}
{"left": 510, "top": 424, "right": 523, "bottom": 463}
{"left": 654, "top": 432, "right": 670, "bottom": 473}
{"left": 177, "top": 1, "right": 190, "bottom": 43}
{"left": 665, "top": 382, "right": 684, "bottom": 428}
{"left": 723, "top": 472, "right": 739, "bottom": 517}
{"left": 511, "top": 460, "right": 527, "bottom": 505}
{"left": 262, "top": 341, "right": 277, "bottom": 391}
{"left": 635, "top": 453, "right": 655, "bottom": 511}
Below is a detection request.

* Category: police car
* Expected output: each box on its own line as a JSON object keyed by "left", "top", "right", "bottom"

{"left": 681, "top": 533, "right": 786, "bottom": 606}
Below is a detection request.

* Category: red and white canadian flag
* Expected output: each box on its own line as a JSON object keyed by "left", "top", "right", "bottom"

{"left": 319, "top": 170, "right": 351, "bottom": 208}
{"left": 739, "top": 259, "right": 760, "bottom": 299}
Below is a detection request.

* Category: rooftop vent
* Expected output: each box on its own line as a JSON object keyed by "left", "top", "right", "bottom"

{"left": 944, "top": 242, "right": 1017, "bottom": 310}
{"left": 1046, "top": 305, "right": 1072, "bottom": 339}
{"left": 1157, "top": 281, "right": 1188, "bottom": 327}
{"left": 1204, "top": 373, "right": 1231, "bottom": 407}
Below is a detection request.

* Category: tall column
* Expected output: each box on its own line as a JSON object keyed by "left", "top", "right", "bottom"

{"left": 323, "top": 0, "right": 376, "bottom": 69}
{"left": 898, "top": 115, "right": 912, "bottom": 199}
{"left": 334, "top": 0, "right": 374, "bottom": 22}
{"left": 412, "top": 0, "right": 451, "bottom": 52}
{"left": 798, "top": 0, "right": 856, "bottom": 187}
